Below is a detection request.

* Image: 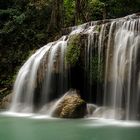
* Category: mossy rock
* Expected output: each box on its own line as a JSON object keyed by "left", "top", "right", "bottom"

{"left": 52, "top": 90, "right": 87, "bottom": 118}
{"left": 65, "top": 35, "right": 81, "bottom": 66}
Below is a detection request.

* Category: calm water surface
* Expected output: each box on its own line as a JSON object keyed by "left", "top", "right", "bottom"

{"left": 0, "top": 113, "right": 140, "bottom": 140}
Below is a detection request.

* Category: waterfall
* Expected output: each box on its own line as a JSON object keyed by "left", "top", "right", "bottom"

{"left": 103, "top": 16, "right": 140, "bottom": 120}
{"left": 10, "top": 36, "right": 69, "bottom": 113}
{"left": 10, "top": 13, "right": 140, "bottom": 120}
{"left": 10, "top": 43, "right": 53, "bottom": 112}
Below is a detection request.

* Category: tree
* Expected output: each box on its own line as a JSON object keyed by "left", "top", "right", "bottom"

{"left": 47, "top": 0, "right": 64, "bottom": 33}
{"left": 75, "top": 0, "right": 89, "bottom": 24}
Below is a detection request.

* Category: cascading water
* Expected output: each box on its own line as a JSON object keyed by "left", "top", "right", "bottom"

{"left": 10, "top": 13, "right": 140, "bottom": 120}
{"left": 104, "top": 18, "right": 140, "bottom": 120}
{"left": 10, "top": 36, "right": 69, "bottom": 113}
{"left": 10, "top": 43, "right": 53, "bottom": 112}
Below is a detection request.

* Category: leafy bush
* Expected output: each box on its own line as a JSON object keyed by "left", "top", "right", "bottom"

{"left": 88, "top": 0, "right": 105, "bottom": 20}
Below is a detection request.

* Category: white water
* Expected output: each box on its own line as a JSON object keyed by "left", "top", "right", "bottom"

{"left": 41, "top": 36, "right": 67, "bottom": 104}
{"left": 10, "top": 14, "right": 140, "bottom": 120}
{"left": 10, "top": 36, "right": 69, "bottom": 113}
{"left": 104, "top": 17, "right": 140, "bottom": 120}
{"left": 83, "top": 14, "right": 140, "bottom": 119}
{"left": 10, "top": 43, "right": 53, "bottom": 112}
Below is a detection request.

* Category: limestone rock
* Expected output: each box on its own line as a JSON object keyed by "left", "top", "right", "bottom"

{"left": 52, "top": 90, "right": 87, "bottom": 118}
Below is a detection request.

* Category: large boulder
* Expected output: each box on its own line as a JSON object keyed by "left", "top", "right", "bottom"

{"left": 52, "top": 89, "right": 87, "bottom": 118}
{"left": 0, "top": 94, "right": 12, "bottom": 109}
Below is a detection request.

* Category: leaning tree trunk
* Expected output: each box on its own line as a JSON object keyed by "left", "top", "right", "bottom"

{"left": 75, "top": 0, "right": 88, "bottom": 25}
{"left": 47, "top": 0, "right": 64, "bottom": 33}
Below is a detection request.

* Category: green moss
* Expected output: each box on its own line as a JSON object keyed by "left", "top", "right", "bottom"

{"left": 65, "top": 35, "right": 81, "bottom": 66}
{"left": 90, "top": 54, "right": 103, "bottom": 82}
{"left": 96, "top": 25, "right": 100, "bottom": 32}
{"left": 79, "top": 99, "right": 86, "bottom": 104}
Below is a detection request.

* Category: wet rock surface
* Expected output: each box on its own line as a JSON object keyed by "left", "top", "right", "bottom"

{"left": 86, "top": 103, "right": 98, "bottom": 116}
{"left": 52, "top": 90, "right": 87, "bottom": 118}
{"left": 92, "top": 107, "right": 125, "bottom": 120}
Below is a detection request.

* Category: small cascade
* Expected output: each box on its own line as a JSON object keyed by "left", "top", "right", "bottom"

{"left": 10, "top": 13, "right": 140, "bottom": 120}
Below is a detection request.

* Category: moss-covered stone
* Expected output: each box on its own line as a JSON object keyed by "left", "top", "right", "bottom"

{"left": 52, "top": 89, "right": 87, "bottom": 118}
{"left": 90, "top": 54, "right": 103, "bottom": 82}
{"left": 96, "top": 25, "right": 101, "bottom": 32}
{"left": 65, "top": 35, "right": 81, "bottom": 66}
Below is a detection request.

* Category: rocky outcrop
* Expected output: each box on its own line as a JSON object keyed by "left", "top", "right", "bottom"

{"left": 52, "top": 90, "right": 87, "bottom": 118}
{"left": 0, "top": 94, "right": 12, "bottom": 109}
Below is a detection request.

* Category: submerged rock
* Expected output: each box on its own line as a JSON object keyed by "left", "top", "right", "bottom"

{"left": 52, "top": 89, "right": 87, "bottom": 118}
{"left": 92, "top": 107, "right": 125, "bottom": 120}
{"left": 86, "top": 103, "right": 98, "bottom": 116}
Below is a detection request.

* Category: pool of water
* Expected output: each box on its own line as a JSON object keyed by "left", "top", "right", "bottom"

{"left": 0, "top": 113, "right": 140, "bottom": 140}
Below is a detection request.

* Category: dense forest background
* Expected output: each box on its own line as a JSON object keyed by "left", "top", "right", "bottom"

{"left": 0, "top": 0, "right": 140, "bottom": 100}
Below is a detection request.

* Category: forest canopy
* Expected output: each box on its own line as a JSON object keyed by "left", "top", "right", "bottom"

{"left": 0, "top": 0, "right": 140, "bottom": 98}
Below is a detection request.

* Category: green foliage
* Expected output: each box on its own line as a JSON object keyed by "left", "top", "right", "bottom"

{"left": 65, "top": 35, "right": 81, "bottom": 66}
{"left": 13, "top": 13, "right": 26, "bottom": 24}
{"left": 0, "top": 0, "right": 52, "bottom": 97}
{"left": 96, "top": 25, "right": 101, "bottom": 32}
{"left": 88, "top": 0, "right": 105, "bottom": 20}
{"left": 64, "top": 0, "right": 75, "bottom": 27}
{"left": 99, "top": 0, "right": 140, "bottom": 18}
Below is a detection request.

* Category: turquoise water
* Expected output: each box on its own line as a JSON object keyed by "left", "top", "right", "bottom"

{"left": 0, "top": 114, "right": 140, "bottom": 140}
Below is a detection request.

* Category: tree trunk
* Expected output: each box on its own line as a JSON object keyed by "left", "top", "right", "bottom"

{"left": 75, "top": 0, "right": 88, "bottom": 25}
{"left": 48, "top": 0, "right": 64, "bottom": 33}
{"left": 103, "top": 7, "right": 107, "bottom": 20}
